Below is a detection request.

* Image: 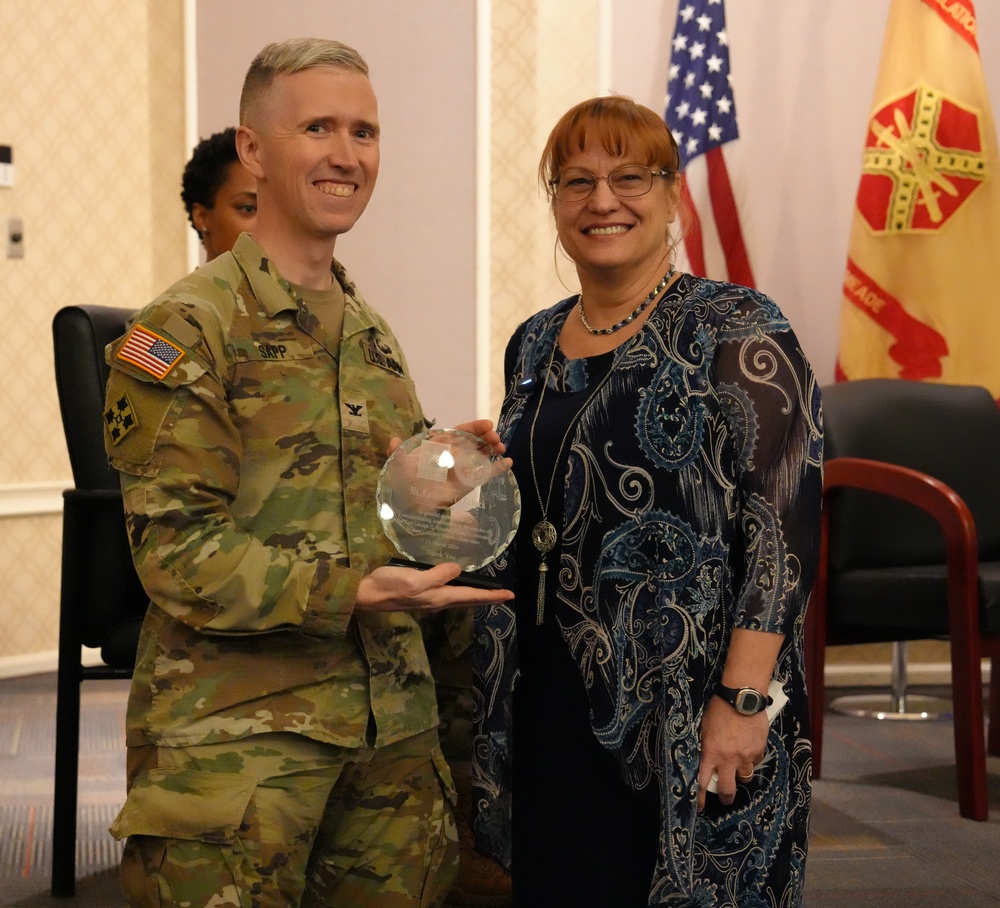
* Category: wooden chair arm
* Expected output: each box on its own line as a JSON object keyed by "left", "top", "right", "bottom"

{"left": 824, "top": 456, "right": 977, "bottom": 558}
{"left": 813, "top": 456, "right": 986, "bottom": 815}
{"left": 821, "top": 456, "right": 980, "bottom": 650}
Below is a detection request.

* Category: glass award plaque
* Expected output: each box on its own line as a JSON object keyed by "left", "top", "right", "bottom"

{"left": 377, "top": 429, "right": 520, "bottom": 588}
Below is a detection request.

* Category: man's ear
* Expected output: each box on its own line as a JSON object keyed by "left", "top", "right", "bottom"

{"left": 236, "top": 125, "right": 265, "bottom": 180}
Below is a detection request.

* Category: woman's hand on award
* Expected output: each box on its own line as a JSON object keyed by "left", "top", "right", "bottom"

{"left": 449, "top": 418, "right": 508, "bottom": 458}
{"left": 387, "top": 419, "right": 509, "bottom": 467}
{"left": 383, "top": 424, "right": 512, "bottom": 515}
{"left": 355, "top": 561, "right": 514, "bottom": 613}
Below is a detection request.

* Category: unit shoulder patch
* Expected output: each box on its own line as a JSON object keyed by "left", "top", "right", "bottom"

{"left": 105, "top": 392, "right": 138, "bottom": 445}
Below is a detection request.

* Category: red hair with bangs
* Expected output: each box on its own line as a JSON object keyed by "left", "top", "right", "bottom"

{"left": 538, "top": 95, "right": 681, "bottom": 192}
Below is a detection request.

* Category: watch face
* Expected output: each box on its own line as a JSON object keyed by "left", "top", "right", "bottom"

{"left": 736, "top": 689, "right": 765, "bottom": 714}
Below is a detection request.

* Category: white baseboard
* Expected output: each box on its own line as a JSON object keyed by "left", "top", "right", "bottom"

{"left": 0, "top": 648, "right": 104, "bottom": 680}
{"left": 0, "top": 482, "right": 66, "bottom": 516}
{"left": 825, "top": 659, "right": 992, "bottom": 688}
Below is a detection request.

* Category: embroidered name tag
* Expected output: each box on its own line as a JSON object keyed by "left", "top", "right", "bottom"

{"left": 117, "top": 325, "right": 184, "bottom": 379}
{"left": 256, "top": 341, "right": 288, "bottom": 359}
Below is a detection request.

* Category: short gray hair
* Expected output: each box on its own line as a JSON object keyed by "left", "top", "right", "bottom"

{"left": 240, "top": 38, "right": 369, "bottom": 125}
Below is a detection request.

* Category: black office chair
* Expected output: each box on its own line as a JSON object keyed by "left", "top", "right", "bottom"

{"left": 51, "top": 305, "right": 148, "bottom": 896}
{"left": 806, "top": 378, "right": 1000, "bottom": 821}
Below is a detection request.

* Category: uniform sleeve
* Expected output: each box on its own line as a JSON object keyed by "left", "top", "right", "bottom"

{"left": 712, "top": 294, "right": 824, "bottom": 635}
{"left": 104, "top": 307, "right": 360, "bottom": 639}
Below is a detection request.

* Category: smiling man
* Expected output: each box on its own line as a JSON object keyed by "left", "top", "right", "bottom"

{"left": 103, "top": 38, "right": 512, "bottom": 908}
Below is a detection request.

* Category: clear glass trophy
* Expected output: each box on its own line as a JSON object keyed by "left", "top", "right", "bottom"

{"left": 376, "top": 429, "right": 520, "bottom": 588}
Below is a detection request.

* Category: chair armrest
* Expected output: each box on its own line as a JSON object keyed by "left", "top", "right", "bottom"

{"left": 822, "top": 456, "right": 981, "bottom": 653}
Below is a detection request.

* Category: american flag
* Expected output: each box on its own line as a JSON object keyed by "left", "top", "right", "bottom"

{"left": 665, "top": 0, "right": 755, "bottom": 287}
{"left": 117, "top": 324, "right": 184, "bottom": 379}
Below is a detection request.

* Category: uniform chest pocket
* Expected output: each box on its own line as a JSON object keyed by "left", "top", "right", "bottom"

{"left": 232, "top": 338, "right": 331, "bottom": 397}
{"left": 230, "top": 339, "right": 337, "bottom": 443}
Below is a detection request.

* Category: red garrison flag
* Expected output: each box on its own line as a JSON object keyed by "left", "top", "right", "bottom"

{"left": 837, "top": 0, "right": 1000, "bottom": 397}
{"left": 665, "top": 0, "right": 755, "bottom": 287}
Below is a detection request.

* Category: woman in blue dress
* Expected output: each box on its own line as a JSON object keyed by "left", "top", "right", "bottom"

{"left": 472, "top": 95, "right": 823, "bottom": 907}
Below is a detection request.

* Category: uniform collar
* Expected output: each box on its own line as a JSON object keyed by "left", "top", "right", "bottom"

{"left": 230, "top": 233, "right": 377, "bottom": 335}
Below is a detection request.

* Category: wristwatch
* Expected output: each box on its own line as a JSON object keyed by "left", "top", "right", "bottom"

{"left": 715, "top": 685, "right": 771, "bottom": 716}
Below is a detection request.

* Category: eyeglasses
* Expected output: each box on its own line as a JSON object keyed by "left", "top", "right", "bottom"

{"left": 548, "top": 164, "right": 675, "bottom": 202}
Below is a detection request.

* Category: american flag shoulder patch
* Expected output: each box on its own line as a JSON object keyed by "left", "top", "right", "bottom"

{"left": 117, "top": 324, "right": 185, "bottom": 379}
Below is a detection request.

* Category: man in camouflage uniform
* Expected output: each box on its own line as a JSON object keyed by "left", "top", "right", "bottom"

{"left": 104, "top": 38, "right": 513, "bottom": 908}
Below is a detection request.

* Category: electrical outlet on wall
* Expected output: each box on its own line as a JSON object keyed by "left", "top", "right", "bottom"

{"left": 0, "top": 145, "right": 12, "bottom": 187}
{"left": 8, "top": 217, "right": 24, "bottom": 258}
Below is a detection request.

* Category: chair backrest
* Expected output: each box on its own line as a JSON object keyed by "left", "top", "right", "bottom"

{"left": 53, "top": 305, "right": 138, "bottom": 491}
{"left": 822, "top": 378, "right": 1000, "bottom": 570}
{"left": 52, "top": 305, "right": 147, "bottom": 669}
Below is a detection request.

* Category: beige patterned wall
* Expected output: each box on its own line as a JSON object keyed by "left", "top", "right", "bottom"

{"left": 488, "top": 0, "right": 602, "bottom": 419}
{"left": 0, "top": 0, "right": 186, "bottom": 672}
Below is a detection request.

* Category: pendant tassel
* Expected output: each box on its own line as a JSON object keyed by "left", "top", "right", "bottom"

{"left": 536, "top": 559, "right": 548, "bottom": 625}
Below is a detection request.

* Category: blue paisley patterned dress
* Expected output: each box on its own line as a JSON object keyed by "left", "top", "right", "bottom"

{"left": 473, "top": 275, "right": 823, "bottom": 907}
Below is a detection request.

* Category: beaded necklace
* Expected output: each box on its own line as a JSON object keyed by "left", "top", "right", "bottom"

{"left": 577, "top": 267, "right": 675, "bottom": 335}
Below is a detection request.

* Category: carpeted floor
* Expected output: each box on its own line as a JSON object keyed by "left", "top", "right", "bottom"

{"left": 1, "top": 673, "right": 998, "bottom": 907}
{"left": 0, "top": 675, "right": 126, "bottom": 906}
{"left": 804, "top": 694, "right": 1000, "bottom": 907}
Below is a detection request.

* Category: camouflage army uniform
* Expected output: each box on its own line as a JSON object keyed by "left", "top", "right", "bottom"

{"left": 104, "top": 233, "right": 458, "bottom": 907}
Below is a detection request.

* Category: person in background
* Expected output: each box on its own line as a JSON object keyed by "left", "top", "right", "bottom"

{"left": 472, "top": 95, "right": 822, "bottom": 907}
{"left": 104, "top": 37, "right": 512, "bottom": 908}
{"left": 181, "top": 127, "right": 257, "bottom": 261}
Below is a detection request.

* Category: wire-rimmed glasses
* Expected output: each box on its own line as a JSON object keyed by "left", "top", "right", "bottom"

{"left": 548, "top": 164, "right": 675, "bottom": 202}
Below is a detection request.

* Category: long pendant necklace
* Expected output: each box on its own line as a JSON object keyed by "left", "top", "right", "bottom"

{"left": 529, "top": 270, "right": 675, "bottom": 621}
{"left": 528, "top": 344, "right": 620, "bottom": 624}
{"left": 578, "top": 266, "right": 675, "bottom": 335}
